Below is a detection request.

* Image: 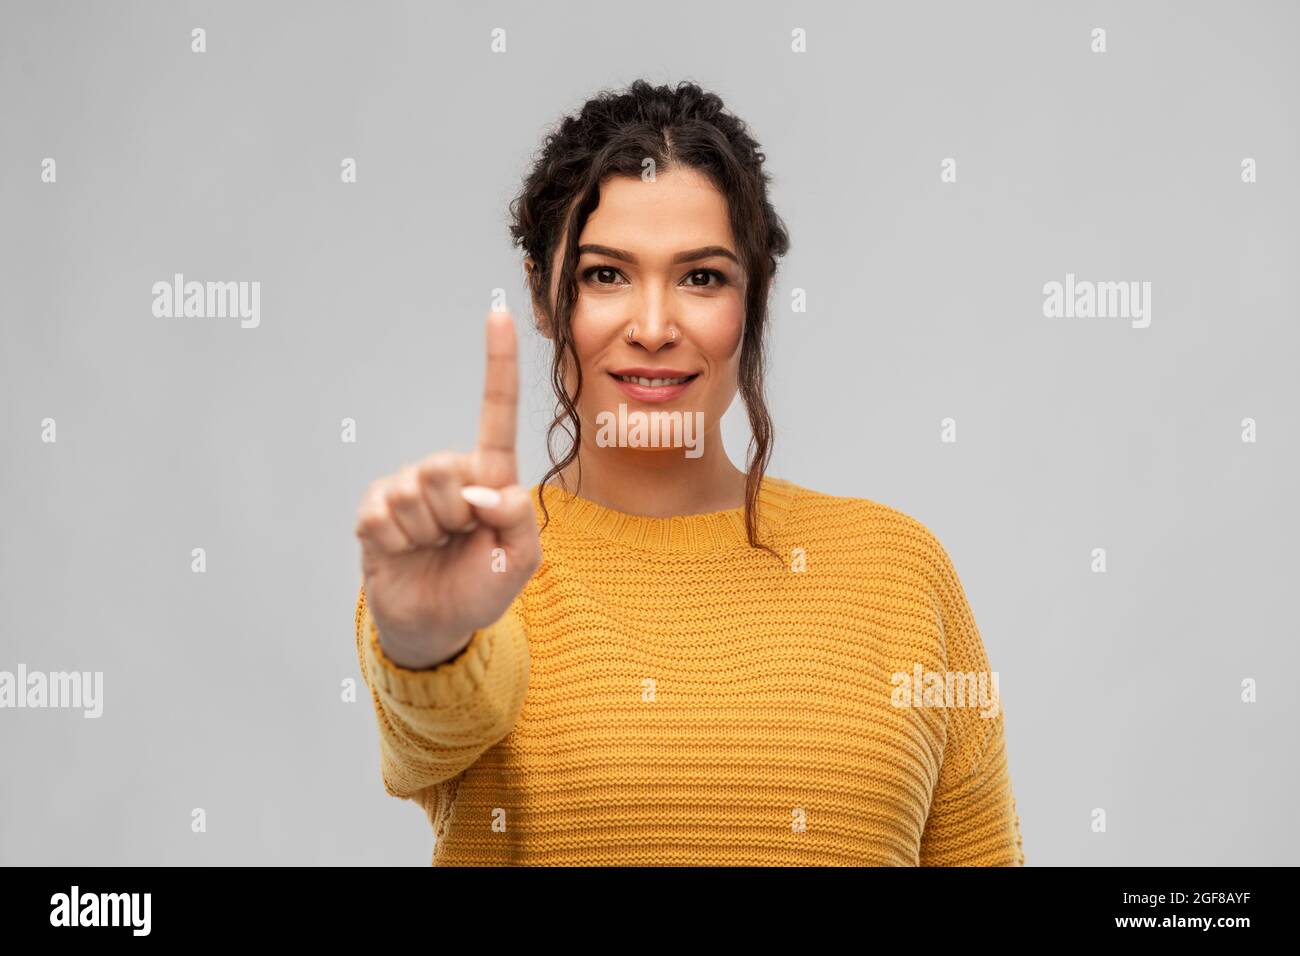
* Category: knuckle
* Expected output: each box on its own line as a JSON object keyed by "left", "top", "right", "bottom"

{"left": 418, "top": 451, "right": 460, "bottom": 482}
{"left": 387, "top": 467, "right": 421, "bottom": 506}
{"left": 357, "top": 483, "right": 387, "bottom": 520}
{"left": 355, "top": 510, "right": 387, "bottom": 538}
{"left": 387, "top": 487, "right": 416, "bottom": 510}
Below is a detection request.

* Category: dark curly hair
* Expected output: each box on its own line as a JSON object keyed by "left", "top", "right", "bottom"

{"left": 507, "top": 79, "right": 791, "bottom": 558}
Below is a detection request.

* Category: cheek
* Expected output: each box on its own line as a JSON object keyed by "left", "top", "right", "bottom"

{"left": 568, "top": 318, "right": 603, "bottom": 377}
{"left": 560, "top": 320, "right": 606, "bottom": 397}
{"left": 702, "top": 303, "right": 745, "bottom": 367}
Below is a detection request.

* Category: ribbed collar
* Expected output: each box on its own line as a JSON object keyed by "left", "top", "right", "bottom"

{"left": 531, "top": 475, "right": 800, "bottom": 553}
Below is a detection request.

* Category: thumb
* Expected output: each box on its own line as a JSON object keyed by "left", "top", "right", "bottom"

{"left": 459, "top": 484, "right": 538, "bottom": 554}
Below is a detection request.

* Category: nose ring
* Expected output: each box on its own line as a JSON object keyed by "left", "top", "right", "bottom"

{"left": 626, "top": 326, "right": 677, "bottom": 343}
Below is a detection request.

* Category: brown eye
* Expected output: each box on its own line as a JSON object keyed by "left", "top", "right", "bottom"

{"left": 685, "top": 269, "right": 726, "bottom": 288}
{"left": 582, "top": 266, "right": 624, "bottom": 285}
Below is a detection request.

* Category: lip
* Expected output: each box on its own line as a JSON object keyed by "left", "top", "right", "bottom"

{"left": 610, "top": 367, "right": 696, "bottom": 378}
{"left": 608, "top": 369, "right": 699, "bottom": 403}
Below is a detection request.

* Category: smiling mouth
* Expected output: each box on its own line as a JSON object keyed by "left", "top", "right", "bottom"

{"left": 610, "top": 373, "right": 699, "bottom": 387}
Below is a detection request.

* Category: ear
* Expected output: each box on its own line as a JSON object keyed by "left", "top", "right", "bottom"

{"left": 524, "top": 257, "right": 555, "bottom": 340}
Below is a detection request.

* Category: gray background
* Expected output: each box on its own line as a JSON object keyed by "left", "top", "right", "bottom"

{"left": 1, "top": 0, "right": 1296, "bottom": 865}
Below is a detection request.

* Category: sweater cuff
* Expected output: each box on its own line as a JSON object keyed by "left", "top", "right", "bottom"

{"left": 364, "top": 609, "right": 502, "bottom": 710}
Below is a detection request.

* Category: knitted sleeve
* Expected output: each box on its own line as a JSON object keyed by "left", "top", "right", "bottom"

{"left": 915, "top": 530, "right": 1026, "bottom": 866}
{"left": 353, "top": 582, "right": 531, "bottom": 800}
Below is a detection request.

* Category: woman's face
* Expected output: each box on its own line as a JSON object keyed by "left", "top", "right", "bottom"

{"left": 529, "top": 166, "right": 748, "bottom": 456}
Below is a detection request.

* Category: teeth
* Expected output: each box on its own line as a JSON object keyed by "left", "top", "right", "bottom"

{"left": 617, "top": 374, "right": 691, "bottom": 387}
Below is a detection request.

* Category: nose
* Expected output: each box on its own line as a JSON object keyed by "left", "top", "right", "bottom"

{"left": 627, "top": 288, "right": 678, "bottom": 350}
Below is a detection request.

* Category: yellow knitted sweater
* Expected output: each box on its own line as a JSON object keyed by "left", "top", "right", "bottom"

{"left": 354, "top": 475, "right": 1025, "bottom": 866}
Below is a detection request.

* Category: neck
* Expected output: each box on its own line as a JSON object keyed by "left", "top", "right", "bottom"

{"left": 555, "top": 425, "right": 749, "bottom": 518}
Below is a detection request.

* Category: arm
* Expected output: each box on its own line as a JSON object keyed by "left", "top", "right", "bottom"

{"left": 916, "top": 530, "right": 1025, "bottom": 866}
{"left": 354, "top": 582, "right": 531, "bottom": 800}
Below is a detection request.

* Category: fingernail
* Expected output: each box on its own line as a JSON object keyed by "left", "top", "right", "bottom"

{"left": 460, "top": 485, "right": 502, "bottom": 508}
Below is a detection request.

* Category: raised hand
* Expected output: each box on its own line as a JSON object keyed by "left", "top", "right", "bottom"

{"left": 354, "top": 310, "right": 541, "bottom": 669}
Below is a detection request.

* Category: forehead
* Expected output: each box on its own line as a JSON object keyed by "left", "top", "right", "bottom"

{"left": 577, "top": 167, "right": 734, "bottom": 252}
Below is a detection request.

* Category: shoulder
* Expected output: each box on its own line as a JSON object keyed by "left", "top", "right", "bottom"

{"left": 780, "top": 480, "right": 981, "bottom": 644}
{"left": 775, "top": 477, "right": 961, "bottom": 583}
{"left": 777, "top": 478, "right": 944, "bottom": 550}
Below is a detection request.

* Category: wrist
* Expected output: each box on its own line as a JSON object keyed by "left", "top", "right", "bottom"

{"left": 377, "top": 627, "right": 475, "bottom": 671}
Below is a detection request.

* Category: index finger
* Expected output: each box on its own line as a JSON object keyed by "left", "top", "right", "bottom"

{"left": 474, "top": 309, "right": 519, "bottom": 487}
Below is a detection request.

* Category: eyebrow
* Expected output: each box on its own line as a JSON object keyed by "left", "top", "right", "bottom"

{"left": 577, "top": 243, "right": 739, "bottom": 266}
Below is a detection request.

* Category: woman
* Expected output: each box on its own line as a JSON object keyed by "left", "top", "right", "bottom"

{"left": 353, "top": 79, "right": 1024, "bottom": 866}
